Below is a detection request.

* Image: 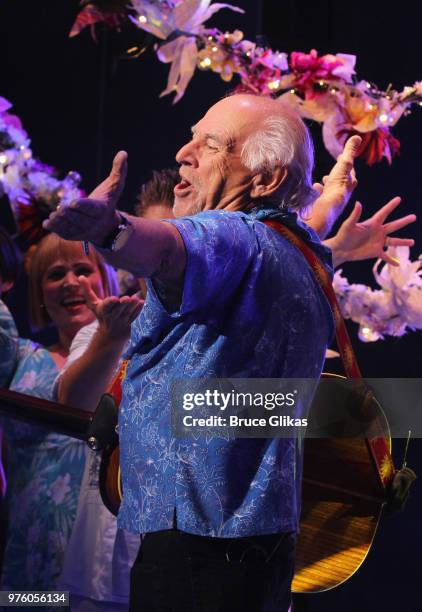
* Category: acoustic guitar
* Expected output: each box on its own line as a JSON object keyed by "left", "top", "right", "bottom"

{"left": 0, "top": 372, "right": 394, "bottom": 594}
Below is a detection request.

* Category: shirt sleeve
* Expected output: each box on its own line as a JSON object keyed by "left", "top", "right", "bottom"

{"left": 52, "top": 320, "right": 99, "bottom": 400}
{"left": 167, "top": 211, "right": 259, "bottom": 318}
{"left": 0, "top": 299, "right": 19, "bottom": 387}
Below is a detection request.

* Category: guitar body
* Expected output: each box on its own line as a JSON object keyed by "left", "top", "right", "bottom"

{"left": 99, "top": 443, "right": 122, "bottom": 517}
{"left": 292, "top": 374, "right": 393, "bottom": 592}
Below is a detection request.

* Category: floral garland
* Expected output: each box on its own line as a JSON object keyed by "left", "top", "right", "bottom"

{"left": 70, "top": 0, "right": 422, "bottom": 165}
{"left": 0, "top": 96, "right": 82, "bottom": 248}
{"left": 334, "top": 247, "right": 422, "bottom": 342}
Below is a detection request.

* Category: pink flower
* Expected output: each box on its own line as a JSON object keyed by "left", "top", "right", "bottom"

{"left": 290, "top": 49, "right": 355, "bottom": 96}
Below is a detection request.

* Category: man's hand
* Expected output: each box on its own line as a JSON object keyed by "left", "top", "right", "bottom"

{"left": 324, "top": 197, "right": 417, "bottom": 268}
{"left": 308, "top": 135, "right": 361, "bottom": 239}
{"left": 43, "top": 151, "right": 128, "bottom": 245}
{"left": 79, "top": 275, "right": 143, "bottom": 341}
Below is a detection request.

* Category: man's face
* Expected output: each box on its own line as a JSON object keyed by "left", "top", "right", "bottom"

{"left": 173, "top": 96, "right": 264, "bottom": 217}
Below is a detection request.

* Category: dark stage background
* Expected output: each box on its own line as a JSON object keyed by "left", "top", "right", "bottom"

{"left": 1, "top": 1, "right": 421, "bottom": 609}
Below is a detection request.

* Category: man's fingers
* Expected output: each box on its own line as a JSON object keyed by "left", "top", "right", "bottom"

{"left": 386, "top": 237, "right": 415, "bottom": 247}
{"left": 44, "top": 203, "right": 99, "bottom": 235}
{"left": 109, "top": 151, "right": 128, "bottom": 199}
{"left": 371, "top": 196, "right": 402, "bottom": 222}
{"left": 384, "top": 214, "right": 417, "bottom": 234}
{"left": 339, "top": 135, "right": 362, "bottom": 163}
{"left": 78, "top": 276, "right": 100, "bottom": 309}
{"left": 312, "top": 182, "right": 324, "bottom": 195}
{"left": 330, "top": 135, "right": 362, "bottom": 178}
{"left": 344, "top": 201, "right": 363, "bottom": 226}
{"left": 110, "top": 151, "right": 128, "bottom": 180}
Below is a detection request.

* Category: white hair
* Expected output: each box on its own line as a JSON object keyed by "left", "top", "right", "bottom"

{"left": 241, "top": 106, "right": 317, "bottom": 212}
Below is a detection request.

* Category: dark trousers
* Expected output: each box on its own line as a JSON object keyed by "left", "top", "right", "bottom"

{"left": 130, "top": 529, "right": 295, "bottom": 612}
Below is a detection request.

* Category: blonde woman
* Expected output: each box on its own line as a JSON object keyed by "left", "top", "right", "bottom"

{"left": 0, "top": 234, "right": 132, "bottom": 593}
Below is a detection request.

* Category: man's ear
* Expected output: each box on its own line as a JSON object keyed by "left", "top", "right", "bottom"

{"left": 250, "top": 167, "right": 288, "bottom": 200}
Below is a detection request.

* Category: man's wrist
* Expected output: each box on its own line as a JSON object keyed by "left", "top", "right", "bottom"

{"left": 93, "top": 212, "right": 133, "bottom": 252}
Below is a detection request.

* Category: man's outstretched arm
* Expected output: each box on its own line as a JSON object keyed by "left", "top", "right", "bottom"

{"left": 44, "top": 151, "right": 186, "bottom": 287}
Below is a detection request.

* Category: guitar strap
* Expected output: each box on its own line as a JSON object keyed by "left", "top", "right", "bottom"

{"left": 263, "top": 219, "right": 395, "bottom": 489}
{"left": 107, "top": 359, "right": 129, "bottom": 405}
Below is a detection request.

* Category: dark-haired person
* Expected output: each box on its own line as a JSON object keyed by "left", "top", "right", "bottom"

{"left": 135, "top": 167, "right": 179, "bottom": 219}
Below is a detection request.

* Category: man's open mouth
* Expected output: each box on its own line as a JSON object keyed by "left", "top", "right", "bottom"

{"left": 174, "top": 178, "right": 193, "bottom": 196}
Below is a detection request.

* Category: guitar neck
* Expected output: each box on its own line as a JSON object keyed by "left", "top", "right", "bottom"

{"left": 0, "top": 387, "right": 92, "bottom": 441}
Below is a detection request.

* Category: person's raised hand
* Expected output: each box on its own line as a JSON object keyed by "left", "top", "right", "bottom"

{"left": 43, "top": 151, "right": 128, "bottom": 245}
{"left": 325, "top": 196, "right": 416, "bottom": 267}
{"left": 78, "top": 275, "right": 143, "bottom": 341}
{"left": 313, "top": 135, "right": 361, "bottom": 213}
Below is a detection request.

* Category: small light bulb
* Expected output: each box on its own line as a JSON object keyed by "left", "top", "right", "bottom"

{"left": 200, "top": 57, "right": 212, "bottom": 68}
{"left": 268, "top": 80, "right": 280, "bottom": 90}
{"left": 138, "top": 15, "right": 147, "bottom": 24}
{"left": 0, "top": 153, "right": 8, "bottom": 164}
{"left": 379, "top": 113, "right": 389, "bottom": 123}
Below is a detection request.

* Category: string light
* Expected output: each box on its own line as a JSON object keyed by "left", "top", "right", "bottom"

{"left": 268, "top": 80, "right": 280, "bottom": 90}
{"left": 138, "top": 15, "right": 147, "bottom": 24}
{"left": 199, "top": 57, "right": 212, "bottom": 68}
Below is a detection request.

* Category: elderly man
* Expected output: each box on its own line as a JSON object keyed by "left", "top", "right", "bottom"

{"left": 44, "top": 94, "right": 410, "bottom": 612}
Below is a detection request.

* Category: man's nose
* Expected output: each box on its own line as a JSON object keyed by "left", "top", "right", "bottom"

{"left": 175, "top": 140, "right": 198, "bottom": 167}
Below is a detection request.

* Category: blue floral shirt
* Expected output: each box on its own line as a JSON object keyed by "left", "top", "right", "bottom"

{"left": 118, "top": 208, "right": 334, "bottom": 537}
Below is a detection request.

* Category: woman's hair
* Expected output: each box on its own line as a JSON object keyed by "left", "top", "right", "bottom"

{"left": 0, "top": 226, "right": 22, "bottom": 286}
{"left": 28, "top": 233, "right": 119, "bottom": 328}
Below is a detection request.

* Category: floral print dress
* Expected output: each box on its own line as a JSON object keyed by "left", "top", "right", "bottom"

{"left": 0, "top": 299, "right": 87, "bottom": 591}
